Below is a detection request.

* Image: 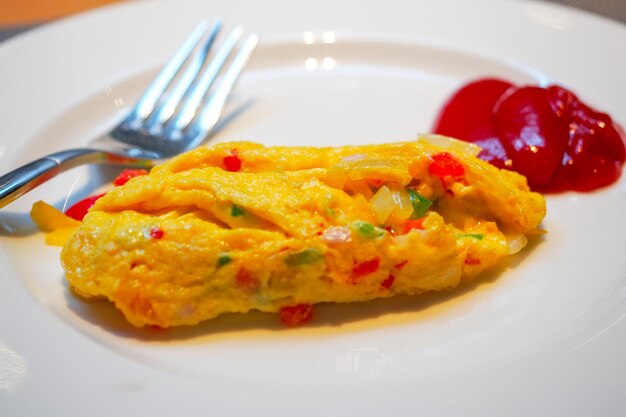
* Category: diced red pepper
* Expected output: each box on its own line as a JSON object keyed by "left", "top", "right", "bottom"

{"left": 235, "top": 268, "right": 260, "bottom": 292}
{"left": 384, "top": 226, "right": 397, "bottom": 236}
{"left": 394, "top": 260, "right": 408, "bottom": 269}
{"left": 65, "top": 192, "right": 106, "bottom": 221}
{"left": 150, "top": 227, "right": 164, "bottom": 239}
{"left": 223, "top": 149, "right": 242, "bottom": 172}
{"left": 465, "top": 255, "right": 481, "bottom": 265}
{"left": 367, "top": 178, "right": 384, "bottom": 188}
{"left": 279, "top": 303, "right": 313, "bottom": 326}
{"left": 401, "top": 218, "right": 425, "bottom": 234}
{"left": 380, "top": 274, "right": 395, "bottom": 289}
{"left": 113, "top": 168, "right": 149, "bottom": 186}
{"left": 429, "top": 152, "right": 465, "bottom": 177}
{"left": 351, "top": 257, "right": 380, "bottom": 282}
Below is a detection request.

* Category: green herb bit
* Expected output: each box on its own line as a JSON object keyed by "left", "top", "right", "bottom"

{"left": 407, "top": 189, "right": 432, "bottom": 219}
{"left": 285, "top": 248, "right": 324, "bottom": 266}
{"left": 216, "top": 253, "right": 232, "bottom": 267}
{"left": 231, "top": 204, "right": 245, "bottom": 217}
{"left": 353, "top": 221, "right": 385, "bottom": 239}
{"left": 456, "top": 233, "right": 484, "bottom": 240}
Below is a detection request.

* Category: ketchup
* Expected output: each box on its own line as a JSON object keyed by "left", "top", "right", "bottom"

{"left": 433, "top": 78, "right": 626, "bottom": 192}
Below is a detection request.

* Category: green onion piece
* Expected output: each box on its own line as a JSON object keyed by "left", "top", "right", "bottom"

{"left": 231, "top": 204, "right": 245, "bottom": 217}
{"left": 456, "top": 233, "right": 484, "bottom": 240}
{"left": 285, "top": 248, "right": 324, "bottom": 266}
{"left": 407, "top": 189, "right": 432, "bottom": 219}
{"left": 353, "top": 221, "right": 384, "bottom": 239}
{"left": 216, "top": 253, "right": 232, "bottom": 267}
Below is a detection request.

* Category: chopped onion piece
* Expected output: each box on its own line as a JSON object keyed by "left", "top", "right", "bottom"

{"left": 369, "top": 185, "right": 395, "bottom": 224}
{"left": 391, "top": 234, "right": 411, "bottom": 247}
{"left": 322, "top": 226, "right": 351, "bottom": 243}
{"left": 506, "top": 234, "right": 528, "bottom": 254}
{"left": 341, "top": 153, "right": 366, "bottom": 162}
{"left": 389, "top": 186, "right": 414, "bottom": 221}
{"left": 418, "top": 134, "right": 482, "bottom": 156}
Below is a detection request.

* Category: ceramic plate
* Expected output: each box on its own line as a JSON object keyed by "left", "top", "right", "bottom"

{"left": 1, "top": 0, "right": 626, "bottom": 415}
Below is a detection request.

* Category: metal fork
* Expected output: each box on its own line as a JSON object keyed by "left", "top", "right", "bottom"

{"left": 0, "top": 20, "right": 259, "bottom": 209}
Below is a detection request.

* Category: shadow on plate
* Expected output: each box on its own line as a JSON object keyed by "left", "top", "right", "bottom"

{"left": 0, "top": 164, "right": 122, "bottom": 237}
{"left": 62, "top": 235, "right": 545, "bottom": 342}
{"left": 0, "top": 211, "right": 39, "bottom": 237}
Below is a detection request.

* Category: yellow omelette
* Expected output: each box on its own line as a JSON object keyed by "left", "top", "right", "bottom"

{"left": 60, "top": 136, "right": 546, "bottom": 327}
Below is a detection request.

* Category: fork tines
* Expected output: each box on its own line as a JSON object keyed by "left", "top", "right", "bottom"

{"left": 132, "top": 20, "right": 259, "bottom": 142}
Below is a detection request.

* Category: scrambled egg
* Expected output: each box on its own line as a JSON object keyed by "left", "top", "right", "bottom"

{"left": 60, "top": 136, "right": 546, "bottom": 327}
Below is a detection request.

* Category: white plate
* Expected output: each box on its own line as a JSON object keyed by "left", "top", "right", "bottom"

{"left": 1, "top": 0, "right": 626, "bottom": 415}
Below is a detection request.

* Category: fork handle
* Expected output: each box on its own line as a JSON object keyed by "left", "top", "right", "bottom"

{"left": 0, "top": 148, "right": 105, "bottom": 209}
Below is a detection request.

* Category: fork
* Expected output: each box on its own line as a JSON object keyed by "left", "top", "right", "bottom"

{"left": 0, "top": 20, "right": 259, "bottom": 209}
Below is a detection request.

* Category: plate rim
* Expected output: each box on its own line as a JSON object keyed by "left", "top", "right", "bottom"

{"left": 1, "top": 0, "right": 626, "bottom": 415}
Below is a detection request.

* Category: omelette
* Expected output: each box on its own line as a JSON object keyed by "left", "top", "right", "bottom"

{"left": 60, "top": 136, "right": 546, "bottom": 327}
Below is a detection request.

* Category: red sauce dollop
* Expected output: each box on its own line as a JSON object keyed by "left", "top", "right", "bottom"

{"left": 433, "top": 78, "right": 626, "bottom": 192}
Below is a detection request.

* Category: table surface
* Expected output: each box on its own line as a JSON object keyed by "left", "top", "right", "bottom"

{"left": 0, "top": 0, "right": 624, "bottom": 44}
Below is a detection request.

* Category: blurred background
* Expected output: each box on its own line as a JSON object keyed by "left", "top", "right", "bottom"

{"left": 0, "top": 0, "right": 125, "bottom": 41}
{"left": 0, "top": 0, "right": 624, "bottom": 43}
